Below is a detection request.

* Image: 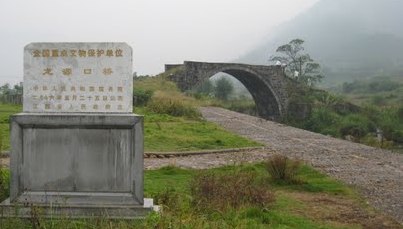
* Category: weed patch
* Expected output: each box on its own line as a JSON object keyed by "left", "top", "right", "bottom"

{"left": 265, "top": 155, "right": 301, "bottom": 184}
{"left": 190, "top": 170, "right": 275, "bottom": 211}
{"left": 0, "top": 165, "right": 9, "bottom": 202}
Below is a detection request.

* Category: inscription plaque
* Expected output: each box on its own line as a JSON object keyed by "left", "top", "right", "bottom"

{"left": 23, "top": 42, "right": 133, "bottom": 113}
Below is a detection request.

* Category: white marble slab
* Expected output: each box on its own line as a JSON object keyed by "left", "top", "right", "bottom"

{"left": 23, "top": 43, "right": 133, "bottom": 113}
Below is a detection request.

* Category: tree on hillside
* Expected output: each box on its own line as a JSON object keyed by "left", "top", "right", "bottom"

{"left": 13, "top": 83, "right": 23, "bottom": 95}
{"left": 0, "top": 84, "right": 11, "bottom": 95}
{"left": 196, "top": 80, "right": 214, "bottom": 96}
{"left": 270, "top": 39, "right": 324, "bottom": 86}
{"left": 214, "top": 77, "right": 233, "bottom": 101}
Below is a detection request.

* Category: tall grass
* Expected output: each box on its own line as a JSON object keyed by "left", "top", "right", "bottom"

{"left": 134, "top": 75, "right": 178, "bottom": 93}
{"left": 147, "top": 91, "right": 201, "bottom": 119}
{"left": 0, "top": 164, "right": 9, "bottom": 202}
{"left": 265, "top": 155, "right": 301, "bottom": 184}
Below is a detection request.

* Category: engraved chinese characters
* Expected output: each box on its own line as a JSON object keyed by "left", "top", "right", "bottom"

{"left": 24, "top": 43, "right": 133, "bottom": 113}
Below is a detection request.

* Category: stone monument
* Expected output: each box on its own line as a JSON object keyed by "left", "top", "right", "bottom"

{"left": 1, "top": 42, "right": 156, "bottom": 218}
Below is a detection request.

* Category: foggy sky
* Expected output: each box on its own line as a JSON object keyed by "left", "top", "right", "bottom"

{"left": 0, "top": 0, "right": 319, "bottom": 84}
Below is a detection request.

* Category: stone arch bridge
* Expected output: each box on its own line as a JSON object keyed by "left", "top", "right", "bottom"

{"left": 165, "top": 61, "right": 297, "bottom": 121}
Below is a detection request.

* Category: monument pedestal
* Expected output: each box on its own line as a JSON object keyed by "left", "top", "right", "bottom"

{"left": 1, "top": 113, "right": 157, "bottom": 218}
{"left": 0, "top": 198, "right": 156, "bottom": 219}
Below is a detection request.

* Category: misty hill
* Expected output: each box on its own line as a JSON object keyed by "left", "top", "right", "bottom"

{"left": 237, "top": 0, "right": 403, "bottom": 86}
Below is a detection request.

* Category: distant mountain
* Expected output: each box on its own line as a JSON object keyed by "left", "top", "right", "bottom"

{"left": 237, "top": 0, "right": 403, "bottom": 85}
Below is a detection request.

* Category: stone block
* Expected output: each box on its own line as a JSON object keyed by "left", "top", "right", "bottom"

{"left": 0, "top": 113, "right": 156, "bottom": 218}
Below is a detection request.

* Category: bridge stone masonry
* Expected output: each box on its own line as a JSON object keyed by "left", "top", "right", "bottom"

{"left": 165, "top": 61, "right": 297, "bottom": 121}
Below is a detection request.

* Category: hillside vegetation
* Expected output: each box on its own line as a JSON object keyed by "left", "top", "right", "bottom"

{"left": 283, "top": 84, "right": 403, "bottom": 151}
{"left": 332, "top": 76, "right": 403, "bottom": 107}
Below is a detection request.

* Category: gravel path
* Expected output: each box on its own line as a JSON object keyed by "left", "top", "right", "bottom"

{"left": 194, "top": 106, "right": 403, "bottom": 224}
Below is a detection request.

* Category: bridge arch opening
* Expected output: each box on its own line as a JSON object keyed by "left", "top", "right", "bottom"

{"left": 198, "top": 68, "right": 282, "bottom": 120}
{"left": 208, "top": 72, "right": 257, "bottom": 115}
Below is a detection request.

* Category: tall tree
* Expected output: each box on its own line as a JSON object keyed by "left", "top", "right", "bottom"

{"left": 270, "top": 39, "right": 324, "bottom": 86}
{"left": 0, "top": 83, "right": 11, "bottom": 95}
{"left": 196, "top": 80, "right": 214, "bottom": 96}
{"left": 214, "top": 77, "right": 233, "bottom": 101}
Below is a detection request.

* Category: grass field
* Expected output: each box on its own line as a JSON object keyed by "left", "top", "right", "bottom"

{"left": 139, "top": 107, "right": 261, "bottom": 152}
{"left": 0, "top": 104, "right": 21, "bottom": 151}
{"left": 1, "top": 162, "right": 400, "bottom": 228}
{"left": 0, "top": 104, "right": 261, "bottom": 153}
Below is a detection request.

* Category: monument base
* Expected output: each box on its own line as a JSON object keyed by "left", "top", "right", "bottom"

{"left": 5, "top": 113, "right": 155, "bottom": 219}
{"left": 0, "top": 198, "right": 159, "bottom": 219}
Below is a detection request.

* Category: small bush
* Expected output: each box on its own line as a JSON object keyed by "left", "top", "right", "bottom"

{"left": 133, "top": 88, "right": 153, "bottom": 106}
{"left": 190, "top": 170, "right": 274, "bottom": 211}
{"left": 265, "top": 155, "right": 301, "bottom": 184}
{"left": 303, "top": 107, "right": 341, "bottom": 137}
{"left": 389, "top": 130, "right": 403, "bottom": 143}
{"left": 339, "top": 114, "right": 375, "bottom": 139}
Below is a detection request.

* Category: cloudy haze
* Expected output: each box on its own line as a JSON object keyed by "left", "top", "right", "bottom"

{"left": 0, "top": 0, "right": 319, "bottom": 84}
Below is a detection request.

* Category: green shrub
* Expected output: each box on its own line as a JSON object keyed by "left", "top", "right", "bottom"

{"left": 368, "top": 107, "right": 403, "bottom": 143}
{"left": 265, "top": 155, "right": 301, "bottom": 184}
{"left": 304, "top": 107, "right": 341, "bottom": 137}
{"left": 339, "top": 114, "right": 375, "bottom": 139}
{"left": 190, "top": 170, "right": 274, "bottom": 211}
{"left": 133, "top": 88, "right": 153, "bottom": 106}
{"left": 362, "top": 105, "right": 382, "bottom": 123}
{"left": 389, "top": 130, "right": 403, "bottom": 143}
